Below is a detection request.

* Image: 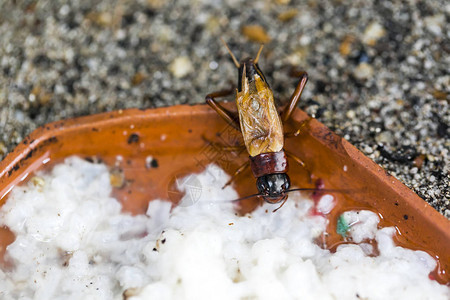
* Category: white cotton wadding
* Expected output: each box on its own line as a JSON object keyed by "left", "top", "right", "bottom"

{"left": 0, "top": 157, "right": 448, "bottom": 300}
{"left": 342, "top": 210, "right": 380, "bottom": 243}
{"left": 316, "top": 194, "right": 335, "bottom": 214}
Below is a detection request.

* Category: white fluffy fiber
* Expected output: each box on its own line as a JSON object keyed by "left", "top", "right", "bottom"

{"left": 0, "top": 157, "right": 448, "bottom": 300}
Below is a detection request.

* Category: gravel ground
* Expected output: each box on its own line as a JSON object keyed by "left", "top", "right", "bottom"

{"left": 0, "top": 0, "right": 448, "bottom": 217}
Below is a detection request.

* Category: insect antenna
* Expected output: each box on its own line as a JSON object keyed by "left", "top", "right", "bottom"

{"left": 220, "top": 37, "right": 240, "bottom": 69}
{"left": 254, "top": 44, "right": 264, "bottom": 64}
{"left": 215, "top": 188, "right": 348, "bottom": 204}
{"left": 272, "top": 195, "right": 288, "bottom": 213}
{"left": 228, "top": 192, "right": 261, "bottom": 203}
{"left": 285, "top": 188, "right": 348, "bottom": 194}
{"left": 224, "top": 188, "right": 345, "bottom": 203}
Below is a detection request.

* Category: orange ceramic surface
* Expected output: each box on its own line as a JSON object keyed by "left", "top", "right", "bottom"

{"left": 0, "top": 104, "right": 449, "bottom": 283}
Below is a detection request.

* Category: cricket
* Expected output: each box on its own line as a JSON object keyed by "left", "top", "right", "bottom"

{"left": 205, "top": 40, "right": 313, "bottom": 210}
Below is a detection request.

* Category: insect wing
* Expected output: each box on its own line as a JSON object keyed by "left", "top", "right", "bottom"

{"left": 236, "top": 75, "right": 284, "bottom": 157}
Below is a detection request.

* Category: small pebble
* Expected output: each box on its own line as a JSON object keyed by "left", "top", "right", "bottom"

{"left": 364, "top": 145, "right": 373, "bottom": 154}
{"left": 376, "top": 132, "right": 394, "bottom": 144}
{"left": 278, "top": 9, "right": 298, "bottom": 22}
{"left": 169, "top": 57, "right": 193, "bottom": 78}
{"left": 339, "top": 35, "right": 355, "bottom": 56}
{"left": 424, "top": 14, "right": 445, "bottom": 36}
{"left": 275, "top": 0, "right": 291, "bottom": 4}
{"left": 209, "top": 61, "right": 218, "bottom": 70}
{"left": 241, "top": 25, "right": 271, "bottom": 43}
{"left": 346, "top": 110, "right": 356, "bottom": 119}
{"left": 0, "top": 142, "right": 6, "bottom": 156}
{"left": 363, "top": 22, "right": 386, "bottom": 46}
{"left": 353, "top": 63, "right": 374, "bottom": 80}
{"left": 131, "top": 72, "right": 146, "bottom": 86}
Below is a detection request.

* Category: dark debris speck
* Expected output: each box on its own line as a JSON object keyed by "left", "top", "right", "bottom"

{"left": 150, "top": 159, "right": 159, "bottom": 168}
{"left": 127, "top": 133, "right": 140, "bottom": 144}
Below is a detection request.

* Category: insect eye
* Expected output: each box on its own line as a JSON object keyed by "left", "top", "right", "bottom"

{"left": 256, "top": 176, "right": 270, "bottom": 195}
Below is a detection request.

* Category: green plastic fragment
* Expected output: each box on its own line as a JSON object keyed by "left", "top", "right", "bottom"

{"left": 337, "top": 214, "right": 350, "bottom": 237}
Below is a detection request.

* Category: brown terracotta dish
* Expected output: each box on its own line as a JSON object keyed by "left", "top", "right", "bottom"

{"left": 0, "top": 104, "right": 449, "bottom": 284}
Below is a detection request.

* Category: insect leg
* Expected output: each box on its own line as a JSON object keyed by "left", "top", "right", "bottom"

{"left": 206, "top": 90, "right": 241, "bottom": 131}
{"left": 284, "top": 129, "right": 302, "bottom": 138}
{"left": 281, "top": 71, "right": 308, "bottom": 123}
{"left": 285, "top": 149, "right": 312, "bottom": 180}
{"left": 222, "top": 160, "right": 250, "bottom": 189}
{"left": 284, "top": 117, "right": 312, "bottom": 138}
